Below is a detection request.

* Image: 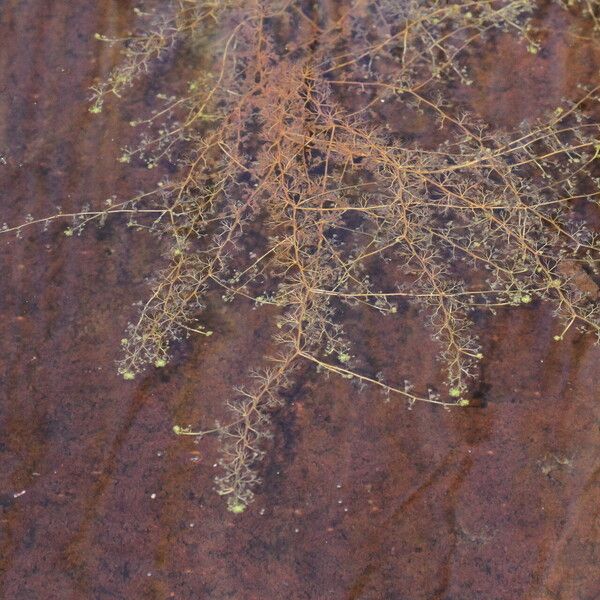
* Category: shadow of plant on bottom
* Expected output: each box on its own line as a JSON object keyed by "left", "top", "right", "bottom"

{"left": 3, "top": 0, "right": 600, "bottom": 513}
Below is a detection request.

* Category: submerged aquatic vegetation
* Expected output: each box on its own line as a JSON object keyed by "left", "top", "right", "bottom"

{"left": 3, "top": 1, "right": 600, "bottom": 512}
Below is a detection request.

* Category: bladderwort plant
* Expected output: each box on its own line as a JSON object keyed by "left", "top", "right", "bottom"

{"left": 3, "top": 0, "right": 600, "bottom": 513}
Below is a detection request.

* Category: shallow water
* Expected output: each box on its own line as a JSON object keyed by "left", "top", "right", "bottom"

{"left": 0, "top": 2, "right": 599, "bottom": 599}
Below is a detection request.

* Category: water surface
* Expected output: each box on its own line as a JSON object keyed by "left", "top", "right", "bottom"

{"left": 0, "top": 2, "right": 598, "bottom": 599}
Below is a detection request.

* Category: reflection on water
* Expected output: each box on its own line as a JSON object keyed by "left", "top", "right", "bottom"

{"left": 0, "top": 1, "right": 598, "bottom": 599}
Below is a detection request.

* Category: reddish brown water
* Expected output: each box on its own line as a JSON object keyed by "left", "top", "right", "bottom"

{"left": 0, "top": 2, "right": 598, "bottom": 599}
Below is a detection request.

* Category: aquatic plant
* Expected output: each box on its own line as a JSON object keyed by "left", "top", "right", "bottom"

{"left": 3, "top": 0, "right": 599, "bottom": 512}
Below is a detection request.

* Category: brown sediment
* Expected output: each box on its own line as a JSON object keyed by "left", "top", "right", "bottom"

{"left": 0, "top": 1, "right": 598, "bottom": 599}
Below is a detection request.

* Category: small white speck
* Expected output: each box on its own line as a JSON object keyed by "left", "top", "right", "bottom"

{"left": 150, "top": 493, "right": 156, "bottom": 499}
{"left": 147, "top": 572, "right": 152, "bottom": 577}
{"left": 294, "top": 528, "right": 299, "bottom": 533}
{"left": 189, "top": 523, "right": 195, "bottom": 528}
{"left": 13, "top": 490, "right": 26, "bottom": 498}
